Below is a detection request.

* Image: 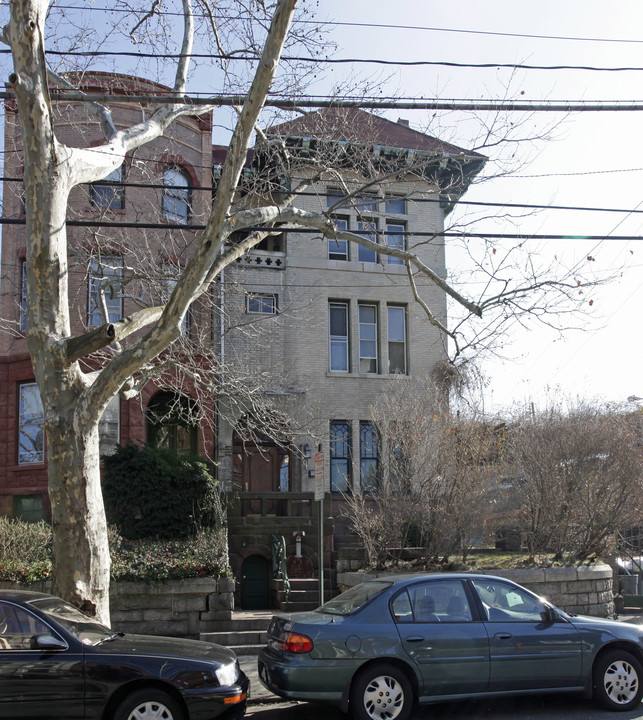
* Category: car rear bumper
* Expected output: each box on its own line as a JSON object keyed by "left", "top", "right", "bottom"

{"left": 257, "top": 649, "right": 346, "bottom": 704}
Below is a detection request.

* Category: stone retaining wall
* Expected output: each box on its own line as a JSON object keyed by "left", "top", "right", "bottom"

{"left": 337, "top": 564, "right": 615, "bottom": 617}
{"left": 0, "top": 576, "right": 235, "bottom": 638}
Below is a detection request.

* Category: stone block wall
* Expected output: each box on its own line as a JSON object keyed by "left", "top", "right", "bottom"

{"left": 110, "top": 576, "right": 235, "bottom": 638}
{"left": 337, "top": 564, "right": 615, "bottom": 618}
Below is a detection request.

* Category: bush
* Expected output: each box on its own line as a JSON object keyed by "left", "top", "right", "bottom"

{"left": 102, "top": 444, "right": 225, "bottom": 539}
{"left": 0, "top": 517, "right": 52, "bottom": 583}
{"left": 0, "top": 519, "right": 229, "bottom": 584}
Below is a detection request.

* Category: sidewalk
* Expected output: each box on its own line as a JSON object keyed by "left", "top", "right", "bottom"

{"left": 240, "top": 609, "right": 643, "bottom": 706}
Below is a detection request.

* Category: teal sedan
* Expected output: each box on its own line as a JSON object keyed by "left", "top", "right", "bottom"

{"left": 258, "top": 573, "right": 643, "bottom": 720}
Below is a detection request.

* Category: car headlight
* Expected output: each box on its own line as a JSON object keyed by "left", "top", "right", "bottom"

{"left": 215, "top": 661, "right": 239, "bottom": 686}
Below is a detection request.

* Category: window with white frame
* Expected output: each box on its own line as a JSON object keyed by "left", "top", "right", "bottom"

{"left": 328, "top": 217, "right": 349, "bottom": 261}
{"left": 359, "top": 304, "right": 378, "bottom": 373}
{"left": 88, "top": 256, "right": 124, "bottom": 327}
{"left": 18, "top": 383, "right": 44, "bottom": 464}
{"left": 90, "top": 165, "right": 125, "bottom": 210}
{"left": 357, "top": 220, "right": 378, "bottom": 263}
{"left": 246, "top": 293, "right": 278, "bottom": 314}
{"left": 330, "top": 420, "right": 351, "bottom": 492}
{"left": 329, "top": 302, "right": 349, "bottom": 372}
{"left": 388, "top": 305, "right": 407, "bottom": 374}
{"left": 19, "top": 259, "right": 27, "bottom": 333}
{"left": 360, "top": 421, "right": 379, "bottom": 491}
{"left": 386, "top": 222, "right": 405, "bottom": 264}
{"left": 162, "top": 166, "right": 191, "bottom": 224}
{"left": 99, "top": 395, "right": 120, "bottom": 457}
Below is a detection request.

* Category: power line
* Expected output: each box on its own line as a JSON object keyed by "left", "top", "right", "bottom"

{"left": 3, "top": 90, "right": 643, "bottom": 112}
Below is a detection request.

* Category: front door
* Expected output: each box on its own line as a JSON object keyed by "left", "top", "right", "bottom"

{"left": 241, "top": 555, "right": 271, "bottom": 609}
{"left": 469, "top": 578, "right": 583, "bottom": 691}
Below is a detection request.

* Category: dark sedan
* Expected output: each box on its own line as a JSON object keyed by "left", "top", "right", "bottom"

{"left": 0, "top": 589, "right": 248, "bottom": 720}
{"left": 258, "top": 573, "right": 643, "bottom": 720}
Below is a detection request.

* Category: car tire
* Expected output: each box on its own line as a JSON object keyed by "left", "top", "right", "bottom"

{"left": 113, "top": 689, "right": 185, "bottom": 720}
{"left": 594, "top": 649, "right": 643, "bottom": 711}
{"left": 350, "top": 663, "right": 414, "bottom": 720}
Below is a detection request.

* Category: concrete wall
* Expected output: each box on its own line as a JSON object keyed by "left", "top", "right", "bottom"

{"left": 337, "top": 564, "right": 615, "bottom": 618}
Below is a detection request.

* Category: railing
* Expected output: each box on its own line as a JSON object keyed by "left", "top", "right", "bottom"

{"left": 233, "top": 492, "right": 314, "bottom": 518}
{"left": 272, "top": 534, "right": 290, "bottom": 602}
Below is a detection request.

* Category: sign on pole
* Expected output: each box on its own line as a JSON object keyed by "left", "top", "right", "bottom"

{"left": 314, "top": 451, "right": 324, "bottom": 501}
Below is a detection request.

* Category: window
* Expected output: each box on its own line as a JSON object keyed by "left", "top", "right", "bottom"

{"left": 355, "top": 195, "right": 378, "bottom": 212}
{"left": 326, "top": 187, "right": 347, "bottom": 208}
{"left": 360, "top": 421, "right": 379, "bottom": 491}
{"left": 471, "top": 578, "right": 546, "bottom": 623}
{"left": 0, "top": 601, "right": 54, "bottom": 650}
{"left": 329, "top": 302, "right": 349, "bottom": 372}
{"left": 358, "top": 304, "right": 378, "bottom": 373}
{"left": 13, "top": 495, "right": 44, "bottom": 523}
{"left": 18, "top": 383, "right": 44, "bottom": 464}
{"left": 162, "top": 166, "right": 191, "bottom": 224}
{"left": 386, "top": 223, "right": 405, "bottom": 265}
{"left": 99, "top": 396, "right": 120, "bottom": 457}
{"left": 88, "top": 256, "right": 123, "bottom": 326}
{"left": 19, "top": 259, "right": 27, "bottom": 333}
{"left": 329, "top": 217, "right": 349, "bottom": 261}
{"left": 388, "top": 306, "right": 407, "bottom": 374}
{"left": 147, "top": 392, "right": 198, "bottom": 455}
{"left": 385, "top": 196, "right": 406, "bottom": 214}
{"left": 400, "top": 580, "right": 473, "bottom": 623}
{"left": 330, "top": 421, "right": 351, "bottom": 492}
{"left": 246, "top": 293, "right": 278, "bottom": 314}
{"left": 90, "top": 165, "right": 125, "bottom": 210}
{"left": 357, "top": 221, "right": 377, "bottom": 263}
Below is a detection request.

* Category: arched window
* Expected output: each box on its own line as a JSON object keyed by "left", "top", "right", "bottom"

{"left": 146, "top": 392, "right": 198, "bottom": 455}
{"left": 162, "top": 166, "right": 191, "bottom": 224}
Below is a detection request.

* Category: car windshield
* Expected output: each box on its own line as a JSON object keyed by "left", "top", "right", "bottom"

{"left": 318, "top": 581, "right": 393, "bottom": 615}
{"left": 28, "top": 597, "right": 113, "bottom": 645}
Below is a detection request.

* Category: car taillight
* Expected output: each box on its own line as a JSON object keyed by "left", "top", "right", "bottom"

{"left": 279, "top": 631, "right": 314, "bottom": 654}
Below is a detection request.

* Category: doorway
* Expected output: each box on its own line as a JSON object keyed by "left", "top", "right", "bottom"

{"left": 240, "top": 554, "right": 271, "bottom": 609}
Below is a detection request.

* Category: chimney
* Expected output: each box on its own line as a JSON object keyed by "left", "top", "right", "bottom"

{"left": 397, "top": 118, "right": 410, "bottom": 127}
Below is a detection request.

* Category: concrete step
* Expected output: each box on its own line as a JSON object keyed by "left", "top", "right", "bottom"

{"left": 200, "top": 617, "right": 271, "bottom": 633}
{"left": 279, "top": 600, "right": 319, "bottom": 612}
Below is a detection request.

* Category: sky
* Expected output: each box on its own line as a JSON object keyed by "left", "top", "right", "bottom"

{"left": 311, "top": 0, "right": 643, "bottom": 415}
{"left": 3, "top": 0, "right": 643, "bottom": 416}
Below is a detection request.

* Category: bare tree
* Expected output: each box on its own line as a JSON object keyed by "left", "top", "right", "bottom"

{"left": 0, "top": 0, "right": 611, "bottom": 622}
{"left": 506, "top": 403, "right": 643, "bottom": 560}
{"left": 343, "top": 374, "right": 496, "bottom": 568}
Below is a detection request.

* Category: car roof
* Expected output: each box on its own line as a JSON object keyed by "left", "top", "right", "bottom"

{"left": 0, "top": 589, "right": 57, "bottom": 603}
{"left": 361, "top": 572, "right": 508, "bottom": 585}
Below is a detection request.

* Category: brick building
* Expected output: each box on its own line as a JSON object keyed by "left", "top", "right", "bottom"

{"left": 0, "top": 77, "right": 484, "bottom": 607}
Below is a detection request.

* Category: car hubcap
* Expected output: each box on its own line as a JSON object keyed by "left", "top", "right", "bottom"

{"left": 363, "top": 675, "right": 404, "bottom": 720}
{"left": 604, "top": 660, "right": 639, "bottom": 705}
{"left": 127, "top": 702, "right": 174, "bottom": 720}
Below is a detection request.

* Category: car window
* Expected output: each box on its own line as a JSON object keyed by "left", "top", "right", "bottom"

{"left": 397, "top": 580, "right": 473, "bottom": 623}
{"left": 319, "top": 581, "right": 393, "bottom": 615}
{"left": 0, "top": 601, "right": 53, "bottom": 650}
{"left": 471, "top": 579, "right": 547, "bottom": 622}
{"left": 28, "top": 597, "right": 112, "bottom": 644}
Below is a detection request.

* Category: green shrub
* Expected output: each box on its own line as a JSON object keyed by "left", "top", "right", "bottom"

{"left": 0, "top": 517, "right": 52, "bottom": 583}
{"left": 102, "top": 444, "right": 225, "bottom": 539}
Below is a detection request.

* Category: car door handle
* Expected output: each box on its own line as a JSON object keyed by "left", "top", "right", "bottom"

{"left": 494, "top": 632, "right": 512, "bottom": 640}
{"left": 405, "top": 636, "right": 425, "bottom": 642}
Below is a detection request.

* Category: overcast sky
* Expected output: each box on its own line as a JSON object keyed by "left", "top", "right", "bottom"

{"left": 310, "top": 1, "right": 643, "bottom": 415}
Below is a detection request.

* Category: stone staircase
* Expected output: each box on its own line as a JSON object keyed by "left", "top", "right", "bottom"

{"left": 277, "top": 577, "right": 323, "bottom": 612}
{"left": 200, "top": 610, "right": 273, "bottom": 656}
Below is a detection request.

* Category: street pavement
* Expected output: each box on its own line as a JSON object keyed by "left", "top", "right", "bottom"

{"left": 241, "top": 609, "right": 643, "bottom": 706}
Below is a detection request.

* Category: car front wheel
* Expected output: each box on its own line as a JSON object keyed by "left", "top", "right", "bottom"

{"left": 113, "top": 689, "right": 185, "bottom": 720}
{"left": 350, "top": 663, "right": 414, "bottom": 720}
{"left": 594, "top": 649, "right": 643, "bottom": 711}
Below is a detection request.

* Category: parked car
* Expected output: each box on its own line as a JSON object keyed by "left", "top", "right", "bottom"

{"left": 258, "top": 572, "right": 643, "bottom": 719}
{"left": 0, "top": 589, "right": 248, "bottom": 720}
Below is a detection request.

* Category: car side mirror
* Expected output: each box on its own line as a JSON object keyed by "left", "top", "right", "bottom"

{"left": 542, "top": 606, "right": 561, "bottom": 624}
{"left": 30, "top": 634, "right": 68, "bottom": 651}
